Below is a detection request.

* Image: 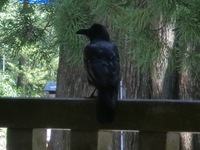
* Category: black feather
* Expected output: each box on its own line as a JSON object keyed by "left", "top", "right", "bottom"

{"left": 76, "top": 23, "right": 120, "bottom": 123}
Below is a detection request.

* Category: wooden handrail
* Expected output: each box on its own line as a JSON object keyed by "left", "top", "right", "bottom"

{"left": 0, "top": 97, "right": 199, "bottom": 131}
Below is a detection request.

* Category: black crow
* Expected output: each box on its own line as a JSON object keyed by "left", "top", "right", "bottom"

{"left": 76, "top": 23, "right": 120, "bottom": 123}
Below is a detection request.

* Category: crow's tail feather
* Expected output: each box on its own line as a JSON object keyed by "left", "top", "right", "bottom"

{"left": 97, "top": 88, "right": 118, "bottom": 123}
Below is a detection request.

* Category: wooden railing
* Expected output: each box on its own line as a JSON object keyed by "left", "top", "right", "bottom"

{"left": 1, "top": 97, "right": 200, "bottom": 150}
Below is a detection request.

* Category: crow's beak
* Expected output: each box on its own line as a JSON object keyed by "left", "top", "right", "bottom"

{"left": 76, "top": 29, "right": 89, "bottom": 35}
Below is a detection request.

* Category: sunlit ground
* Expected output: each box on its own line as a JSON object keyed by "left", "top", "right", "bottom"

{"left": 0, "top": 128, "right": 6, "bottom": 150}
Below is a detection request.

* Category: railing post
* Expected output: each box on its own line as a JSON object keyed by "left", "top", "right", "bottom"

{"left": 7, "top": 128, "right": 33, "bottom": 150}
{"left": 71, "top": 130, "right": 98, "bottom": 150}
{"left": 166, "top": 132, "right": 180, "bottom": 150}
{"left": 32, "top": 128, "right": 47, "bottom": 150}
{"left": 98, "top": 130, "right": 113, "bottom": 150}
{"left": 139, "top": 131, "right": 167, "bottom": 150}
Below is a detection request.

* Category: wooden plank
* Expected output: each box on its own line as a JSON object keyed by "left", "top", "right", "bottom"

{"left": 7, "top": 128, "right": 32, "bottom": 150}
{"left": 32, "top": 129, "right": 46, "bottom": 150}
{"left": 166, "top": 132, "right": 180, "bottom": 150}
{"left": 138, "top": 132, "right": 166, "bottom": 150}
{"left": 0, "top": 98, "right": 200, "bottom": 131}
{"left": 71, "top": 130, "right": 98, "bottom": 150}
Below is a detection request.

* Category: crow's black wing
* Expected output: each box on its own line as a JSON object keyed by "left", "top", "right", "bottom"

{"left": 84, "top": 41, "right": 120, "bottom": 89}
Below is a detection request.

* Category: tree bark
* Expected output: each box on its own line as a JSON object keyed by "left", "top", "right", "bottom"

{"left": 150, "top": 15, "right": 180, "bottom": 150}
{"left": 56, "top": 44, "right": 92, "bottom": 98}
{"left": 124, "top": 131, "right": 139, "bottom": 150}
{"left": 47, "top": 44, "right": 70, "bottom": 150}
{"left": 47, "top": 44, "right": 94, "bottom": 150}
{"left": 17, "top": 56, "right": 26, "bottom": 96}
{"left": 179, "top": 43, "right": 200, "bottom": 150}
{"left": 113, "top": 62, "right": 152, "bottom": 150}
{"left": 47, "top": 130, "right": 70, "bottom": 150}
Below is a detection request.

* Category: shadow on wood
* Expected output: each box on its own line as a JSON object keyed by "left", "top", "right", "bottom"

{"left": 7, "top": 128, "right": 32, "bottom": 150}
{"left": 139, "top": 131, "right": 167, "bottom": 150}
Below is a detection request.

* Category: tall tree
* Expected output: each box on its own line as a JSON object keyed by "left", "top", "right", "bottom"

{"left": 47, "top": 0, "right": 91, "bottom": 149}
{"left": 0, "top": 0, "right": 58, "bottom": 96}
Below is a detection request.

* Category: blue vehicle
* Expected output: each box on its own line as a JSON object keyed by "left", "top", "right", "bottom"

{"left": 16, "top": 0, "right": 53, "bottom": 4}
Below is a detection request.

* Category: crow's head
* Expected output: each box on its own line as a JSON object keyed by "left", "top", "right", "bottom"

{"left": 76, "top": 23, "right": 110, "bottom": 42}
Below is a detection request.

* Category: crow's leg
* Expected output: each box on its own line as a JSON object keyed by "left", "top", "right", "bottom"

{"left": 84, "top": 88, "right": 97, "bottom": 99}
{"left": 89, "top": 88, "right": 97, "bottom": 98}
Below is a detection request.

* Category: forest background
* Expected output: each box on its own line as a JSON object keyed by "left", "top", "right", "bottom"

{"left": 1, "top": 0, "right": 200, "bottom": 149}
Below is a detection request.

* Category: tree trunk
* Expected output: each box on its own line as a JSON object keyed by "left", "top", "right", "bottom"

{"left": 47, "top": 44, "right": 94, "bottom": 150}
{"left": 151, "top": 15, "right": 179, "bottom": 150}
{"left": 55, "top": 44, "right": 92, "bottom": 98}
{"left": 47, "top": 130, "right": 70, "bottom": 150}
{"left": 179, "top": 43, "right": 200, "bottom": 150}
{"left": 113, "top": 62, "right": 152, "bottom": 150}
{"left": 17, "top": 55, "right": 26, "bottom": 96}
{"left": 179, "top": 69, "right": 193, "bottom": 150}
{"left": 47, "top": 44, "right": 70, "bottom": 150}
{"left": 124, "top": 131, "right": 139, "bottom": 150}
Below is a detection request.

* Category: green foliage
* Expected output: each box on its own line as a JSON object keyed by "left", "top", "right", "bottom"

{"left": 53, "top": 0, "right": 90, "bottom": 65}
{"left": 0, "top": 1, "right": 55, "bottom": 53}
{"left": 0, "top": 0, "right": 8, "bottom": 10}
{"left": 1, "top": 0, "right": 200, "bottom": 96}
{"left": 170, "top": 1, "right": 200, "bottom": 75}
{"left": 52, "top": 0, "right": 163, "bottom": 70}
{"left": 0, "top": 71, "right": 18, "bottom": 97}
{"left": 113, "top": 0, "right": 200, "bottom": 73}
{"left": 149, "top": 0, "right": 177, "bottom": 24}
{"left": 176, "top": 4, "right": 200, "bottom": 44}
{"left": 0, "top": 1, "right": 58, "bottom": 97}
{"left": 89, "top": 0, "right": 127, "bottom": 23}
